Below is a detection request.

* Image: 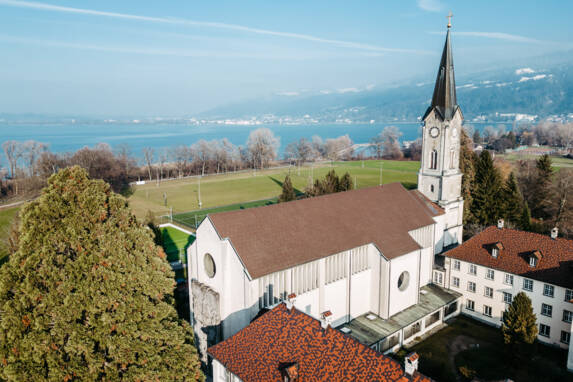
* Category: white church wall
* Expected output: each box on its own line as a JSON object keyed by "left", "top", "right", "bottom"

{"left": 350, "top": 269, "right": 372, "bottom": 319}
{"left": 293, "top": 288, "right": 320, "bottom": 317}
{"left": 409, "top": 225, "right": 435, "bottom": 286}
{"left": 324, "top": 278, "right": 348, "bottom": 325}
{"left": 388, "top": 250, "right": 420, "bottom": 317}
{"left": 368, "top": 244, "right": 382, "bottom": 315}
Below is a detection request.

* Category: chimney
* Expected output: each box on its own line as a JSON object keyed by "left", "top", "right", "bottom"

{"left": 320, "top": 310, "right": 332, "bottom": 330}
{"left": 286, "top": 293, "right": 297, "bottom": 311}
{"left": 279, "top": 362, "right": 299, "bottom": 382}
{"left": 551, "top": 227, "right": 559, "bottom": 240}
{"left": 497, "top": 219, "right": 504, "bottom": 229}
{"left": 405, "top": 352, "right": 419, "bottom": 376}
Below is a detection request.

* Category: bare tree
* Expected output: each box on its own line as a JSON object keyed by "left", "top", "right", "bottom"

{"left": 174, "top": 145, "right": 189, "bottom": 178}
{"left": 23, "top": 140, "right": 47, "bottom": 177}
{"left": 2, "top": 140, "right": 23, "bottom": 178}
{"left": 325, "top": 135, "right": 353, "bottom": 162}
{"left": 192, "top": 140, "right": 213, "bottom": 176}
{"left": 285, "top": 138, "right": 314, "bottom": 165}
{"left": 311, "top": 135, "right": 326, "bottom": 159}
{"left": 552, "top": 168, "right": 573, "bottom": 235}
{"left": 247, "top": 128, "right": 280, "bottom": 169}
{"left": 380, "top": 126, "right": 403, "bottom": 159}
{"left": 143, "top": 147, "right": 154, "bottom": 181}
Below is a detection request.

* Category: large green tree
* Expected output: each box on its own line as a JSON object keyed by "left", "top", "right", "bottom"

{"left": 503, "top": 172, "right": 523, "bottom": 225}
{"left": 470, "top": 150, "right": 504, "bottom": 225}
{"left": 459, "top": 129, "right": 477, "bottom": 224}
{"left": 0, "top": 167, "right": 203, "bottom": 381}
{"left": 529, "top": 154, "right": 554, "bottom": 219}
{"left": 501, "top": 292, "right": 538, "bottom": 358}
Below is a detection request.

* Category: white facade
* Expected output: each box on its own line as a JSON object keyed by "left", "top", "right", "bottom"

{"left": 439, "top": 257, "right": 573, "bottom": 352}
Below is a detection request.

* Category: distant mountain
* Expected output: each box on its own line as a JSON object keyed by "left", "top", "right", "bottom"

{"left": 202, "top": 52, "right": 573, "bottom": 123}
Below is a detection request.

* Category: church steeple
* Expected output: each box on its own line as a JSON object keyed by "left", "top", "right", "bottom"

{"left": 426, "top": 24, "right": 458, "bottom": 121}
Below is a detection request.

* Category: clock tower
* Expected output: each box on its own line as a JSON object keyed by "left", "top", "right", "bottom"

{"left": 418, "top": 22, "right": 464, "bottom": 248}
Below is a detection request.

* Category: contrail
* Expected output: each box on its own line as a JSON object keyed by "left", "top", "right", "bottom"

{"left": 0, "top": 0, "right": 432, "bottom": 54}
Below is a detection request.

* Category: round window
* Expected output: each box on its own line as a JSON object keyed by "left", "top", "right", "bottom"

{"left": 397, "top": 271, "right": 410, "bottom": 291}
{"left": 204, "top": 253, "right": 216, "bottom": 278}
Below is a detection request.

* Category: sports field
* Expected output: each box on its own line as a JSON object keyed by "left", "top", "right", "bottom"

{"left": 498, "top": 153, "right": 573, "bottom": 168}
{"left": 160, "top": 225, "right": 195, "bottom": 263}
{"left": 128, "top": 160, "right": 420, "bottom": 219}
{"left": 0, "top": 206, "right": 20, "bottom": 265}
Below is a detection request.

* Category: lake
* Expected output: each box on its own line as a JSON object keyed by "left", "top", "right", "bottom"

{"left": 0, "top": 122, "right": 425, "bottom": 161}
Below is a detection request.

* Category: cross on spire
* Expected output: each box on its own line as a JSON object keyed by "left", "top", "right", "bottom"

{"left": 447, "top": 11, "right": 453, "bottom": 28}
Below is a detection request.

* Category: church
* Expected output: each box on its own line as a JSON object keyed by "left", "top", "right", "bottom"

{"left": 187, "top": 25, "right": 465, "bottom": 363}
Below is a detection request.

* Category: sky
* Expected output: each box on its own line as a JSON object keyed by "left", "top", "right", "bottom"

{"left": 0, "top": 0, "right": 572, "bottom": 117}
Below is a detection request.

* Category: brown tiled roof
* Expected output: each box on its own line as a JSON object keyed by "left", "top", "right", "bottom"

{"left": 409, "top": 190, "right": 445, "bottom": 217}
{"left": 208, "top": 303, "right": 432, "bottom": 382}
{"left": 209, "top": 183, "right": 437, "bottom": 279}
{"left": 445, "top": 226, "right": 573, "bottom": 289}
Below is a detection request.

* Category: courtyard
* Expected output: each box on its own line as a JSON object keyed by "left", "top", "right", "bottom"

{"left": 393, "top": 315, "right": 573, "bottom": 382}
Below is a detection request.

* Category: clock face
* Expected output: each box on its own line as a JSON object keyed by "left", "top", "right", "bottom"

{"left": 452, "top": 127, "right": 458, "bottom": 138}
{"left": 429, "top": 127, "right": 440, "bottom": 138}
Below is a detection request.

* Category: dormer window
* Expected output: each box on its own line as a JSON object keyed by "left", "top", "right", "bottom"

{"left": 490, "top": 242, "right": 503, "bottom": 258}
{"left": 529, "top": 250, "right": 542, "bottom": 267}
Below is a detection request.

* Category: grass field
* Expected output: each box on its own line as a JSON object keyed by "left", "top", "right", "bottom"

{"left": 129, "top": 160, "right": 420, "bottom": 219}
{"left": 160, "top": 225, "right": 195, "bottom": 263}
{"left": 0, "top": 206, "right": 20, "bottom": 265}
{"left": 499, "top": 153, "right": 573, "bottom": 168}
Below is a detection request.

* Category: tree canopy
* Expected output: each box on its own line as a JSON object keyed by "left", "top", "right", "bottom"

{"left": 0, "top": 166, "right": 203, "bottom": 381}
{"left": 501, "top": 292, "right": 538, "bottom": 352}
{"left": 278, "top": 175, "right": 296, "bottom": 203}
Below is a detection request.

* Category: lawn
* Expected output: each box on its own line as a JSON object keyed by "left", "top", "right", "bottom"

{"left": 499, "top": 153, "right": 573, "bottom": 169}
{"left": 0, "top": 206, "right": 20, "bottom": 265}
{"left": 128, "top": 159, "right": 420, "bottom": 219}
{"left": 160, "top": 225, "right": 195, "bottom": 263}
{"left": 394, "top": 315, "right": 573, "bottom": 382}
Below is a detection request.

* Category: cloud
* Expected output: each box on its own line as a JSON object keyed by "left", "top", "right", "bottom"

{"left": 276, "top": 91, "right": 300, "bottom": 96}
{"left": 336, "top": 88, "right": 360, "bottom": 94}
{"left": 417, "top": 0, "right": 444, "bottom": 12}
{"left": 518, "top": 74, "right": 547, "bottom": 82}
{"left": 0, "top": 0, "right": 432, "bottom": 55}
{"left": 0, "top": 34, "right": 318, "bottom": 60}
{"left": 515, "top": 68, "right": 535, "bottom": 75}
{"left": 429, "top": 30, "right": 572, "bottom": 47}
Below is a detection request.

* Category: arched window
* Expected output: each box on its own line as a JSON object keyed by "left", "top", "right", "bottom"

{"left": 430, "top": 150, "right": 438, "bottom": 170}
{"left": 449, "top": 148, "right": 455, "bottom": 169}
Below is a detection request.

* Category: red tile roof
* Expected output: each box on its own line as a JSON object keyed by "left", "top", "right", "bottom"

{"left": 445, "top": 226, "right": 573, "bottom": 289}
{"left": 209, "top": 183, "right": 438, "bottom": 279}
{"left": 208, "top": 303, "right": 432, "bottom": 382}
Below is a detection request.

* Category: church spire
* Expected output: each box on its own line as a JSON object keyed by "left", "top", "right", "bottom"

{"left": 427, "top": 18, "right": 458, "bottom": 121}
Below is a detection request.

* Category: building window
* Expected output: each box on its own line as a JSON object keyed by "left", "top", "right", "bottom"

{"left": 539, "top": 324, "right": 551, "bottom": 337}
{"left": 565, "top": 289, "right": 573, "bottom": 302}
{"left": 225, "top": 369, "right": 232, "bottom": 382}
{"left": 468, "top": 281, "right": 476, "bottom": 293}
{"left": 468, "top": 264, "right": 477, "bottom": 276}
{"left": 483, "top": 305, "right": 492, "bottom": 317}
{"left": 563, "top": 310, "right": 573, "bottom": 323}
{"left": 504, "top": 273, "right": 514, "bottom": 286}
{"left": 541, "top": 303, "right": 553, "bottom": 317}
{"left": 351, "top": 247, "right": 370, "bottom": 274}
{"left": 430, "top": 149, "right": 438, "bottom": 170}
{"left": 449, "top": 148, "right": 455, "bottom": 169}
{"left": 453, "top": 260, "right": 460, "bottom": 271}
{"left": 466, "top": 299, "right": 475, "bottom": 311}
{"left": 452, "top": 277, "right": 460, "bottom": 288}
{"left": 433, "top": 271, "right": 443, "bottom": 285}
{"left": 543, "top": 284, "right": 554, "bottom": 298}
{"left": 529, "top": 257, "right": 537, "bottom": 267}
{"left": 523, "top": 279, "right": 533, "bottom": 292}
{"left": 503, "top": 292, "right": 513, "bottom": 304}
{"left": 398, "top": 271, "right": 410, "bottom": 291}
{"left": 484, "top": 286, "right": 494, "bottom": 298}
{"left": 486, "top": 269, "right": 495, "bottom": 280}
{"left": 561, "top": 331, "right": 571, "bottom": 345}
{"left": 492, "top": 248, "right": 499, "bottom": 258}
